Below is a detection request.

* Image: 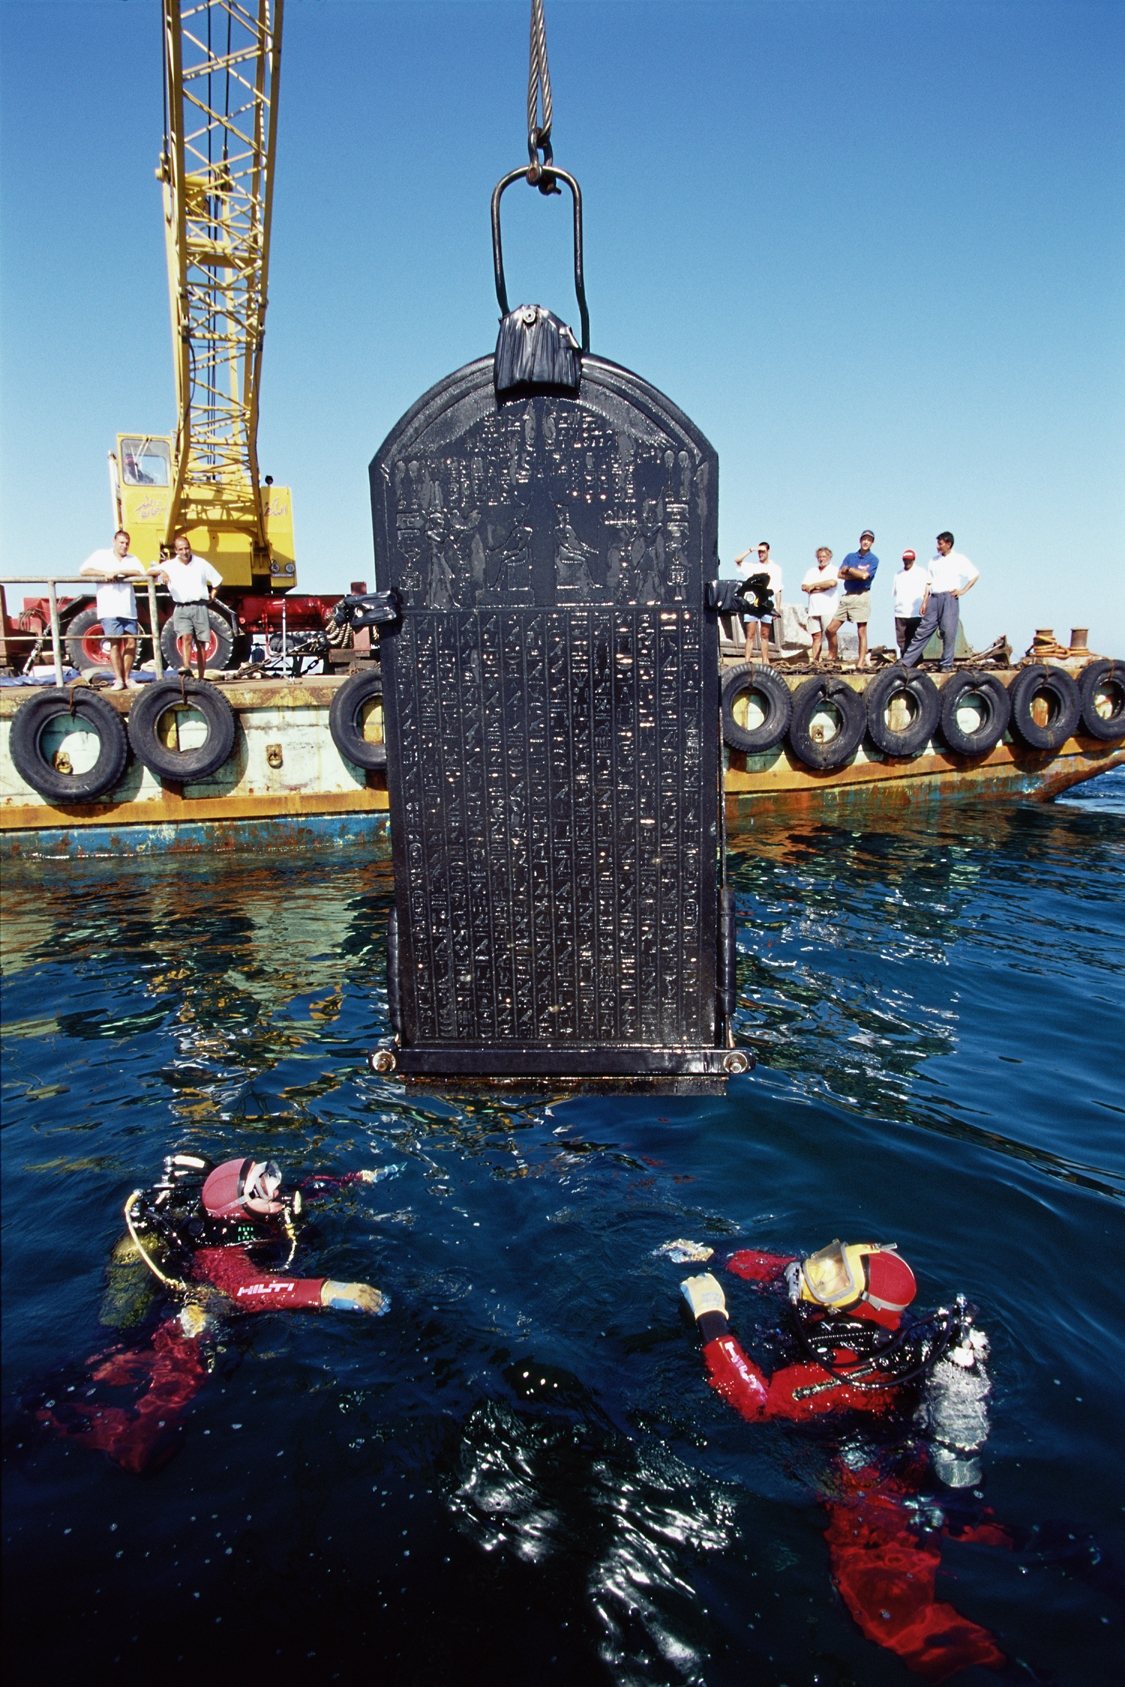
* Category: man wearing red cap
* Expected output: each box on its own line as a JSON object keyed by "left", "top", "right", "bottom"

{"left": 892, "top": 548, "right": 930, "bottom": 656}
{"left": 664, "top": 1236, "right": 1008, "bottom": 1679}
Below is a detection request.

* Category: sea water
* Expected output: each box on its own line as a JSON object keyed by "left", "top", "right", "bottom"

{"left": 2, "top": 773, "right": 1123, "bottom": 1683}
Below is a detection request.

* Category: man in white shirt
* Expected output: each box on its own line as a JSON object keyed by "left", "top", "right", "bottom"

{"left": 79, "top": 529, "right": 148, "bottom": 690}
{"left": 891, "top": 548, "right": 930, "bottom": 656}
{"left": 800, "top": 547, "right": 840, "bottom": 665}
{"left": 734, "top": 540, "right": 783, "bottom": 662}
{"left": 150, "top": 534, "right": 224, "bottom": 679}
{"left": 900, "top": 532, "right": 979, "bottom": 671}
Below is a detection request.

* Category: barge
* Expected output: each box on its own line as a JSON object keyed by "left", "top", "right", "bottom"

{"left": 2, "top": 652, "right": 1122, "bottom": 860}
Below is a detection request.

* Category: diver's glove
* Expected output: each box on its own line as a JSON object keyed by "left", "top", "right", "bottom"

{"left": 178, "top": 1302, "right": 212, "bottom": 1339}
{"left": 321, "top": 1280, "right": 389, "bottom": 1316}
{"left": 680, "top": 1272, "right": 727, "bottom": 1321}
{"left": 656, "top": 1238, "right": 715, "bottom": 1265}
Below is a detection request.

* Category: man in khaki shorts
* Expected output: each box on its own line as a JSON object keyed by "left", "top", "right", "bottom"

{"left": 827, "top": 529, "right": 880, "bottom": 668}
{"left": 150, "top": 534, "right": 224, "bottom": 678}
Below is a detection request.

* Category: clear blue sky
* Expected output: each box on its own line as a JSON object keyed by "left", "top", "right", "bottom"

{"left": 2, "top": 0, "right": 1122, "bottom": 658}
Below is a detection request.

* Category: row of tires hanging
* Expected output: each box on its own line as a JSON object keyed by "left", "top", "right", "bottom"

{"left": 7, "top": 670, "right": 387, "bottom": 803}
{"left": 721, "top": 660, "right": 1125, "bottom": 770}
{"left": 8, "top": 660, "right": 1122, "bottom": 804}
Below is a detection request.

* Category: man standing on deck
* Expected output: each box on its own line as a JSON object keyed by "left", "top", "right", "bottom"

{"left": 899, "top": 532, "right": 979, "bottom": 671}
{"left": 79, "top": 529, "right": 147, "bottom": 690}
{"left": 891, "top": 548, "right": 929, "bottom": 656}
{"left": 827, "top": 530, "right": 879, "bottom": 668}
{"left": 149, "top": 534, "right": 224, "bottom": 679}
{"left": 800, "top": 546, "right": 840, "bottom": 665}
{"left": 734, "top": 541, "right": 783, "bottom": 662}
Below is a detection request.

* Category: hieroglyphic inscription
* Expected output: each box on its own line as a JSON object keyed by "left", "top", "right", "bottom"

{"left": 373, "top": 361, "right": 720, "bottom": 1063}
{"left": 392, "top": 605, "right": 707, "bottom": 1046}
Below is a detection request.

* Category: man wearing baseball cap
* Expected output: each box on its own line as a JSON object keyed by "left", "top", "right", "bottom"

{"left": 892, "top": 548, "right": 930, "bottom": 655}
{"left": 827, "top": 530, "right": 879, "bottom": 668}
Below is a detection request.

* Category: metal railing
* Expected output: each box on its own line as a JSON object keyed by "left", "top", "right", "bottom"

{"left": 0, "top": 575, "right": 167, "bottom": 685}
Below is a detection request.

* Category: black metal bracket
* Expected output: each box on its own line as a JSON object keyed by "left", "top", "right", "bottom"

{"left": 332, "top": 591, "right": 401, "bottom": 632}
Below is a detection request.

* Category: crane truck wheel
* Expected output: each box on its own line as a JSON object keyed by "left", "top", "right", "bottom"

{"left": 126, "top": 679, "right": 237, "bottom": 783}
{"left": 65, "top": 606, "right": 116, "bottom": 676}
{"left": 9, "top": 688, "right": 129, "bottom": 801}
{"left": 160, "top": 607, "right": 235, "bottom": 675}
{"left": 329, "top": 671, "right": 387, "bottom": 771}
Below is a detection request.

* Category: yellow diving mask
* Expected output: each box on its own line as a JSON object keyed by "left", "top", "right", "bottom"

{"left": 794, "top": 1239, "right": 896, "bottom": 1310}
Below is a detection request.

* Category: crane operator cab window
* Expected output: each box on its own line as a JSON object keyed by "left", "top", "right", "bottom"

{"left": 119, "top": 437, "right": 171, "bottom": 487}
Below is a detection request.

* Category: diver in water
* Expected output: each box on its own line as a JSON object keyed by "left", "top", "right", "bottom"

{"left": 38, "top": 1151, "right": 390, "bottom": 1473}
{"left": 666, "top": 1235, "right": 1006, "bottom": 1680}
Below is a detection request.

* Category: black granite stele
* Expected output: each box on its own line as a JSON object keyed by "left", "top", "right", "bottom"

{"left": 368, "top": 306, "right": 736, "bottom": 1079}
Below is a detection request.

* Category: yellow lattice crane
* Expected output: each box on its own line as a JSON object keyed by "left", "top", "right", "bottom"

{"left": 113, "top": 0, "right": 295, "bottom": 600}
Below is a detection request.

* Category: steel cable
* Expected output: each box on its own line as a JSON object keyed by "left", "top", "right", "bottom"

{"left": 526, "top": 0, "right": 558, "bottom": 187}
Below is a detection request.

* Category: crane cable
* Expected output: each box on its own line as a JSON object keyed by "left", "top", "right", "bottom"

{"left": 526, "top": 0, "right": 560, "bottom": 193}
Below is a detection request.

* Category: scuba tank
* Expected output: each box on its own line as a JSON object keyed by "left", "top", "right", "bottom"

{"left": 98, "top": 1152, "right": 213, "bottom": 1327}
{"left": 915, "top": 1298, "right": 991, "bottom": 1489}
{"left": 99, "top": 1231, "right": 161, "bottom": 1329}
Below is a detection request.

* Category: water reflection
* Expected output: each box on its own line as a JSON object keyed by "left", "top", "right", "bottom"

{"left": 449, "top": 1391, "right": 739, "bottom": 1684}
{"left": 2, "top": 857, "right": 396, "bottom": 1139}
{"left": 728, "top": 798, "right": 1125, "bottom": 1199}
{"left": 3, "top": 789, "right": 1123, "bottom": 1684}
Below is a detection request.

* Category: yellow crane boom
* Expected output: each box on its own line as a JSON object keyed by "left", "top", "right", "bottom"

{"left": 115, "top": 0, "right": 295, "bottom": 591}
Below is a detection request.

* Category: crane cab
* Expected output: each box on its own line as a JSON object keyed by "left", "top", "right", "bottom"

{"left": 110, "top": 433, "right": 297, "bottom": 591}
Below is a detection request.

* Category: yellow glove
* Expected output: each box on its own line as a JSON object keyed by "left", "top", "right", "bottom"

{"left": 680, "top": 1272, "right": 727, "bottom": 1321}
{"left": 321, "top": 1280, "right": 389, "bottom": 1315}
{"left": 178, "top": 1302, "right": 212, "bottom": 1339}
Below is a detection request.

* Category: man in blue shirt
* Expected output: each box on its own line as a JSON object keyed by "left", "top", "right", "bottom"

{"left": 827, "top": 529, "right": 879, "bottom": 668}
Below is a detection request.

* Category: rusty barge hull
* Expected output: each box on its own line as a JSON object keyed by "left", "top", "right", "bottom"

{"left": 0, "top": 676, "right": 389, "bottom": 860}
{"left": 725, "top": 731, "right": 1124, "bottom": 820}
{"left": 1, "top": 670, "right": 1120, "bottom": 861}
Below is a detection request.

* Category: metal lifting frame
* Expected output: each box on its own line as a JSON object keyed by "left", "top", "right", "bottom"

{"left": 159, "top": 0, "right": 283, "bottom": 550}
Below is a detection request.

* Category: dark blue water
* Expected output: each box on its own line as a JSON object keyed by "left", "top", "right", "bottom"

{"left": 3, "top": 772, "right": 1123, "bottom": 1684}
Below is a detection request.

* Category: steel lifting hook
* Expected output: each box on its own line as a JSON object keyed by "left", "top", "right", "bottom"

{"left": 491, "top": 166, "right": 590, "bottom": 353}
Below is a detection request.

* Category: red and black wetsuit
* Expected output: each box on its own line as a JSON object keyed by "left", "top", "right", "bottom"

{"left": 190, "top": 1242, "right": 327, "bottom": 1310}
{"left": 693, "top": 1248, "right": 1007, "bottom": 1681}
{"left": 38, "top": 1173, "right": 362, "bottom": 1473}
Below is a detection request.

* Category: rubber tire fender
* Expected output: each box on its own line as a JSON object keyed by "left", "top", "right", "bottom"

{"left": 329, "top": 670, "right": 387, "bottom": 771}
{"left": 720, "top": 662, "right": 793, "bottom": 753}
{"left": 9, "top": 687, "right": 129, "bottom": 801}
{"left": 938, "top": 671, "right": 1011, "bottom": 756}
{"left": 160, "top": 605, "right": 236, "bottom": 674}
{"left": 126, "top": 678, "right": 237, "bottom": 782}
{"left": 786, "top": 676, "right": 866, "bottom": 770}
{"left": 864, "top": 668, "right": 941, "bottom": 757}
{"left": 1007, "top": 663, "right": 1081, "bottom": 750}
{"left": 1076, "top": 660, "right": 1125, "bottom": 743}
